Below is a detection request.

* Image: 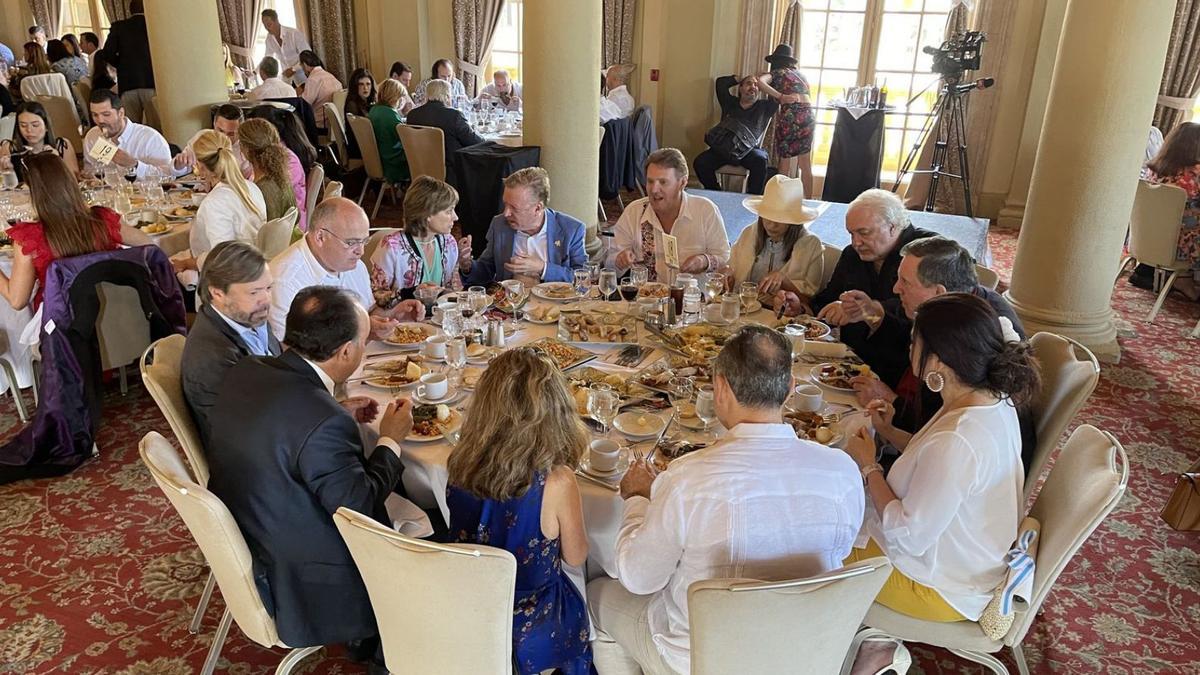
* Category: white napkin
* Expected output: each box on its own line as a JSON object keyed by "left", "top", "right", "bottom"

{"left": 801, "top": 341, "right": 848, "bottom": 359}
{"left": 385, "top": 493, "right": 434, "bottom": 538}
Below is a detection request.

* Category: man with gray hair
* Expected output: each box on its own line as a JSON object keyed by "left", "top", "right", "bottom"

{"left": 249, "top": 56, "right": 297, "bottom": 101}
{"left": 588, "top": 325, "right": 864, "bottom": 675}
{"left": 405, "top": 78, "right": 485, "bottom": 188}
{"left": 600, "top": 64, "right": 636, "bottom": 122}
{"left": 475, "top": 69, "right": 522, "bottom": 111}
{"left": 780, "top": 188, "right": 935, "bottom": 388}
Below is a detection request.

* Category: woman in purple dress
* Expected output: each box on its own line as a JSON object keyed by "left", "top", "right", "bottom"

{"left": 758, "top": 44, "right": 817, "bottom": 198}
{"left": 446, "top": 348, "right": 592, "bottom": 674}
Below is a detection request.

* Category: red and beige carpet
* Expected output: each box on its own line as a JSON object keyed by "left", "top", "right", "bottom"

{"left": 1, "top": 225, "right": 1198, "bottom": 674}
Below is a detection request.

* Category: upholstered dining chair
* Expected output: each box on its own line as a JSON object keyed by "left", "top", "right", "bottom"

{"left": 322, "top": 180, "right": 343, "bottom": 201}
{"left": 820, "top": 243, "right": 842, "bottom": 290}
{"left": 347, "top": 113, "right": 402, "bottom": 219}
{"left": 0, "top": 113, "right": 15, "bottom": 143}
{"left": 1024, "top": 332, "right": 1101, "bottom": 502}
{"left": 975, "top": 264, "right": 1001, "bottom": 291}
{"left": 304, "top": 163, "right": 324, "bottom": 219}
{"left": 139, "top": 336, "right": 217, "bottom": 635}
{"left": 257, "top": 206, "right": 299, "bottom": 259}
{"left": 321, "top": 101, "right": 363, "bottom": 173}
{"left": 333, "top": 506, "right": 517, "bottom": 674}
{"left": 688, "top": 557, "right": 892, "bottom": 675}
{"left": 363, "top": 227, "right": 400, "bottom": 266}
{"left": 140, "top": 432, "right": 323, "bottom": 675}
{"left": 848, "top": 424, "right": 1126, "bottom": 675}
{"left": 1115, "top": 180, "right": 1189, "bottom": 322}
{"left": 34, "top": 94, "right": 83, "bottom": 155}
{"left": 598, "top": 125, "right": 608, "bottom": 222}
{"left": 331, "top": 88, "right": 348, "bottom": 118}
{"left": 395, "top": 122, "right": 447, "bottom": 183}
{"left": 96, "top": 282, "right": 152, "bottom": 394}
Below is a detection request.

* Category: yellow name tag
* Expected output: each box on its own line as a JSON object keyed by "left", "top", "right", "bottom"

{"left": 662, "top": 233, "right": 679, "bottom": 268}
{"left": 88, "top": 137, "right": 118, "bottom": 165}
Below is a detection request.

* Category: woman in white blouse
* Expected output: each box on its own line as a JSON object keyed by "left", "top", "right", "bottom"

{"left": 843, "top": 292, "right": 1040, "bottom": 675}
{"left": 174, "top": 130, "right": 267, "bottom": 273}
{"left": 725, "top": 174, "right": 823, "bottom": 299}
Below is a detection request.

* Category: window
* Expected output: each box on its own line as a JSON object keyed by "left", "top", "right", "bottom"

{"left": 484, "top": 0, "right": 523, "bottom": 85}
{"left": 794, "top": 0, "right": 960, "bottom": 179}
{"left": 59, "top": 0, "right": 110, "bottom": 40}
{"left": 251, "top": 0, "right": 301, "bottom": 67}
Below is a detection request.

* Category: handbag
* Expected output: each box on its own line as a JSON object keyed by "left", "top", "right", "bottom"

{"left": 978, "top": 516, "right": 1040, "bottom": 640}
{"left": 1161, "top": 464, "right": 1200, "bottom": 531}
{"left": 704, "top": 117, "right": 759, "bottom": 161}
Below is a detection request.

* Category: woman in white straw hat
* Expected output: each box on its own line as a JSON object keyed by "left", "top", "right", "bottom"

{"left": 723, "top": 174, "right": 823, "bottom": 305}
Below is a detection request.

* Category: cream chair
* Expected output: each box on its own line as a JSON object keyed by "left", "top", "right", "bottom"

{"left": 820, "top": 243, "right": 842, "bottom": 290}
{"left": 140, "top": 432, "right": 323, "bottom": 675}
{"left": 1024, "top": 332, "right": 1100, "bottom": 502}
{"left": 73, "top": 79, "right": 92, "bottom": 118}
{"left": 304, "top": 164, "right": 324, "bottom": 219}
{"left": 323, "top": 180, "right": 343, "bottom": 201}
{"left": 347, "top": 113, "right": 402, "bottom": 219}
{"left": 333, "top": 506, "right": 517, "bottom": 674}
{"left": 19, "top": 72, "right": 73, "bottom": 100}
{"left": 975, "top": 264, "right": 1000, "bottom": 291}
{"left": 257, "top": 206, "right": 300, "bottom": 258}
{"left": 716, "top": 165, "right": 751, "bottom": 193}
{"left": 0, "top": 113, "right": 15, "bottom": 143}
{"left": 1114, "top": 180, "right": 1188, "bottom": 322}
{"left": 331, "top": 88, "right": 348, "bottom": 118}
{"left": 0, "top": 356, "right": 29, "bottom": 423}
{"left": 849, "top": 424, "right": 1127, "bottom": 675}
{"left": 598, "top": 125, "right": 608, "bottom": 221}
{"left": 96, "top": 283, "right": 152, "bottom": 394}
{"left": 689, "top": 557, "right": 892, "bottom": 675}
{"left": 363, "top": 227, "right": 400, "bottom": 265}
{"left": 34, "top": 94, "right": 83, "bottom": 155}
{"left": 322, "top": 101, "right": 363, "bottom": 172}
{"left": 395, "top": 122, "right": 446, "bottom": 181}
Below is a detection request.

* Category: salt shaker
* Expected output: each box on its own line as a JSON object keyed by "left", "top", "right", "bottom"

{"left": 485, "top": 319, "right": 506, "bottom": 347}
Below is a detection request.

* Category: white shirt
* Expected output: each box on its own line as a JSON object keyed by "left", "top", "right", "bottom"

{"left": 512, "top": 219, "right": 549, "bottom": 285}
{"left": 864, "top": 401, "right": 1023, "bottom": 620}
{"left": 250, "top": 76, "right": 297, "bottom": 101}
{"left": 609, "top": 192, "right": 731, "bottom": 281}
{"left": 82, "top": 120, "right": 172, "bottom": 180}
{"left": 264, "top": 26, "right": 312, "bottom": 85}
{"left": 269, "top": 236, "right": 374, "bottom": 338}
{"left": 176, "top": 130, "right": 253, "bottom": 179}
{"left": 475, "top": 81, "right": 522, "bottom": 111}
{"left": 600, "top": 84, "right": 636, "bottom": 122}
{"left": 189, "top": 181, "right": 267, "bottom": 267}
{"left": 615, "top": 423, "right": 864, "bottom": 674}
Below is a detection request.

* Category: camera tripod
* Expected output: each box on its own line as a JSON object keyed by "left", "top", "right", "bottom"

{"left": 891, "top": 77, "right": 980, "bottom": 218}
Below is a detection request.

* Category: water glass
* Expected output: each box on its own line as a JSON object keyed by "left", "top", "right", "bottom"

{"left": 445, "top": 337, "right": 467, "bottom": 388}
{"left": 630, "top": 264, "right": 649, "bottom": 286}
{"left": 740, "top": 282, "right": 759, "bottom": 308}
{"left": 703, "top": 272, "right": 726, "bottom": 303}
{"left": 573, "top": 269, "right": 591, "bottom": 297}
{"left": 588, "top": 385, "right": 619, "bottom": 438}
{"left": 695, "top": 385, "right": 718, "bottom": 440}
{"left": 720, "top": 293, "right": 741, "bottom": 323}
{"left": 442, "top": 306, "right": 464, "bottom": 338}
{"left": 598, "top": 269, "right": 618, "bottom": 302}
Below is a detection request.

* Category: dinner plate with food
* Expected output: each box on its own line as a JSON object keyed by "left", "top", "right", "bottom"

{"left": 774, "top": 315, "right": 832, "bottom": 341}
{"left": 532, "top": 281, "right": 579, "bottom": 302}
{"left": 784, "top": 410, "right": 844, "bottom": 447}
{"left": 525, "top": 304, "right": 561, "bottom": 324}
{"left": 526, "top": 337, "right": 597, "bottom": 371}
{"left": 383, "top": 323, "right": 435, "bottom": 349}
{"left": 557, "top": 309, "right": 638, "bottom": 344}
{"left": 461, "top": 366, "right": 485, "bottom": 389}
{"left": 406, "top": 404, "right": 462, "bottom": 442}
{"left": 465, "top": 342, "right": 501, "bottom": 364}
{"left": 613, "top": 412, "right": 667, "bottom": 440}
{"left": 138, "top": 221, "right": 173, "bottom": 236}
{"left": 649, "top": 438, "right": 708, "bottom": 472}
{"left": 164, "top": 205, "right": 197, "bottom": 220}
{"left": 361, "top": 359, "right": 424, "bottom": 389}
{"left": 810, "top": 362, "right": 872, "bottom": 392}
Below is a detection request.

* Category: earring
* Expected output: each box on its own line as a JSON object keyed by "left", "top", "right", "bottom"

{"left": 924, "top": 371, "right": 945, "bottom": 393}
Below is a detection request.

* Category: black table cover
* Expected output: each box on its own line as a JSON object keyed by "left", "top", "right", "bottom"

{"left": 600, "top": 116, "right": 633, "bottom": 200}
{"left": 452, "top": 142, "right": 541, "bottom": 255}
{"left": 821, "top": 108, "right": 885, "bottom": 204}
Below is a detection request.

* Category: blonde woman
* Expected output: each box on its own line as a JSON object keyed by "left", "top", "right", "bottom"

{"left": 238, "top": 118, "right": 297, "bottom": 221}
{"left": 369, "top": 175, "right": 462, "bottom": 306}
{"left": 174, "top": 130, "right": 267, "bottom": 273}
{"left": 446, "top": 348, "right": 592, "bottom": 674}
{"left": 367, "top": 78, "right": 410, "bottom": 184}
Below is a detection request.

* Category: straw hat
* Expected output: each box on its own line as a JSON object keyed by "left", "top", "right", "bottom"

{"left": 743, "top": 175, "right": 818, "bottom": 225}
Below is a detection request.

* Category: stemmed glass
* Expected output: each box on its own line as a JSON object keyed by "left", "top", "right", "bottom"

{"left": 445, "top": 337, "right": 467, "bottom": 390}
{"left": 740, "top": 282, "right": 759, "bottom": 311}
{"left": 467, "top": 286, "right": 489, "bottom": 329}
{"left": 500, "top": 279, "right": 528, "bottom": 318}
{"left": 573, "top": 269, "right": 591, "bottom": 299}
{"left": 588, "top": 385, "right": 619, "bottom": 439}
{"left": 667, "top": 376, "right": 694, "bottom": 429}
{"left": 630, "top": 264, "right": 649, "bottom": 286}
{"left": 442, "top": 306, "right": 464, "bottom": 338}
{"left": 704, "top": 272, "right": 726, "bottom": 304}
{"left": 598, "top": 269, "right": 618, "bottom": 302}
{"left": 415, "top": 286, "right": 440, "bottom": 320}
{"left": 695, "top": 384, "right": 718, "bottom": 441}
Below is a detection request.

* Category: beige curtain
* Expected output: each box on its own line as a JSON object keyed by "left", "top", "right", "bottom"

{"left": 100, "top": 0, "right": 129, "bottom": 23}
{"left": 216, "top": 0, "right": 265, "bottom": 71}
{"left": 304, "top": 0, "right": 357, "bottom": 83}
{"left": 1153, "top": 0, "right": 1200, "bottom": 134}
{"left": 602, "top": 0, "right": 637, "bottom": 69}
{"left": 28, "top": 0, "right": 62, "bottom": 36}
{"left": 452, "top": 0, "right": 506, "bottom": 97}
{"left": 737, "top": 0, "right": 776, "bottom": 78}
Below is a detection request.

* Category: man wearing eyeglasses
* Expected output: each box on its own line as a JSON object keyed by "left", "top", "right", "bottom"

{"left": 269, "top": 197, "right": 424, "bottom": 339}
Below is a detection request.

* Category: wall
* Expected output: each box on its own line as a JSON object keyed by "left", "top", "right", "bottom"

{"left": 353, "top": 0, "right": 454, "bottom": 82}
{"left": 0, "top": 0, "right": 35, "bottom": 56}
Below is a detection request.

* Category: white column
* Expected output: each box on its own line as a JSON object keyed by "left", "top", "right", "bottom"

{"left": 143, "top": 2, "right": 227, "bottom": 147}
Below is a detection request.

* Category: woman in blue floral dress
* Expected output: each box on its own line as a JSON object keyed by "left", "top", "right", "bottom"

{"left": 446, "top": 348, "right": 592, "bottom": 674}
{"left": 1143, "top": 122, "right": 1200, "bottom": 300}
{"left": 758, "top": 44, "right": 817, "bottom": 198}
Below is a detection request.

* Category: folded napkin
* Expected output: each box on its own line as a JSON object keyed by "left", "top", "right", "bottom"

{"left": 801, "top": 341, "right": 848, "bottom": 359}
{"left": 385, "top": 493, "right": 435, "bottom": 538}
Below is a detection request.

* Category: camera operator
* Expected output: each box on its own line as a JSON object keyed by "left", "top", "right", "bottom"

{"left": 694, "top": 75, "right": 783, "bottom": 195}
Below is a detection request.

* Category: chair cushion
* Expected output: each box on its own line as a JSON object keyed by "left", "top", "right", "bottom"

{"left": 863, "top": 603, "right": 1004, "bottom": 653}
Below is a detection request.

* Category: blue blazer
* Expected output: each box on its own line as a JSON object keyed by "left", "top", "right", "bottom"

{"left": 464, "top": 208, "right": 588, "bottom": 285}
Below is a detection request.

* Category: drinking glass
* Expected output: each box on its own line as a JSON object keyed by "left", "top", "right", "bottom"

{"left": 500, "top": 278, "right": 527, "bottom": 316}
{"left": 587, "top": 262, "right": 601, "bottom": 284}
{"left": 740, "top": 282, "right": 759, "bottom": 309}
{"left": 445, "top": 337, "right": 467, "bottom": 388}
{"left": 703, "top": 273, "right": 725, "bottom": 303}
{"left": 588, "top": 385, "right": 619, "bottom": 438}
{"left": 573, "top": 269, "right": 591, "bottom": 297}
{"left": 720, "top": 293, "right": 741, "bottom": 323}
{"left": 598, "top": 269, "right": 618, "bottom": 302}
{"left": 442, "top": 306, "right": 464, "bottom": 338}
{"left": 468, "top": 288, "right": 489, "bottom": 328}
{"left": 0, "top": 171, "right": 17, "bottom": 191}
{"left": 667, "top": 375, "right": 694, "bottom": 427}
{"left": 630, "top": 264, "right": 649, "bottom": 286}
{"left": 415, "top": 286, "right": 440, "bottom": 318}
{"left": 695, "top": 385, "right": 718, "bottom": 441}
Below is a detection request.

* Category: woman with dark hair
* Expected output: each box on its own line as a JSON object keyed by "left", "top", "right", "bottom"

{"left": 1143, "top": 121, "right": 1200, "bottom": 299}
{"left": 447, "top": 348, "right": 592, "bottom": 674}
{"left": 842, "top": 292, "right": 1039, "bottom": 674}
{"left": 0, "top": 154, "right": 149, "bottom": 311}
{"left": 725, "top": 175, "right": 823, "bottom": 299}
{"left": 343, "top": 67, "right": 376, "bottom": 118}
{"left": 47, "top": 38, "right": 88, "bottom": 86}
{"left": 90, "top": 48, "right": 118, "bottom": 92}
{"left": 0, "top": 101, "right": 79, "bottom": 176}
{"left": 23, "top": 42, "right": 51, "bottom": 75}
{"left": 411, "top": 57, "right": 467, "bottom": 107}
{"left": 248, "top": 105, "right": 312, "bottom": 228}
{"left": 60, "top": 33, "right": 83, "bottom": 59}
{"left": 370, "top": 175, "right": 462, "bottom": 304}
{"left": 756, "top": 44, "right": 816, "bottom": 198}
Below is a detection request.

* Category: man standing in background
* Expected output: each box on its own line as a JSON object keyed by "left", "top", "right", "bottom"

{"left": 104, "top": 0, "right": 157, "bottom": 126}
{"left": 262, "top": 8, "right": 312, "bottom": 87}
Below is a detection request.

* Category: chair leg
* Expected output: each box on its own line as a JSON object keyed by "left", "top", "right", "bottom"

{"left": 357, "top": 178, "right": 371, "bottom": 205}
{"left": 1146, "top": 270, "right": 1178, "bottom": 323}
{"left": 598, "top": 198, "right": 608, "bottom": 222}
{"left": 947, "top": 648, "right": 1009, "bottom": 675}
{"left": 0, "top": 358, "right": 28, "bottom": 423}
{"left": 118, "top": 365, "right": 128, "bottom": 396}
{"left": 1191, "top": 317, "right": 1200, "bottom": 339}
{"left": 1114, "top": 255, "right": 1135, "bottom": 285}
{"left": 189, "top": 571, "right": 217, "bottom": 634}
{"left": 200, "top": 608, "right": 233, "bottom": 675}
{"left": 839, "top": 627, "right": 892, "bottom": 675}
{"left": 275, "top": 646, "right": 323, "bottom": 674}
{"left": 30, "top": 358, "right": 40, "bottom": 406}
{"left": 371, "top": 185, "right": 386, "bottom": 220}
{"left": 1012, "top": 643, "right": 1031, "bottom": 675}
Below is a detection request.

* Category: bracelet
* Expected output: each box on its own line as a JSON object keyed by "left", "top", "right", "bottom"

{"left": 860, "top": 463, "right": 884, "bottom": 483}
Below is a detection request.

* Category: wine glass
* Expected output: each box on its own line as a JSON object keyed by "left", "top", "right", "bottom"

{"left": 630, "top": 264, "right": 649, "bottom": 286}
{"left": 500, "top": 278, "right": 527, "bottom": 316}
{"left": 695, "top": 384, "right": 718, "bottom": 441}
{"left": 415, "top": 286, "right": 440, "bottom": 319}
{"left": 104, "top": 166, "right": 123, "bottom": 190}
{"left": 573, "top": 269, "right": 591, "bottom": 298}
{"left": 598, "top": 269, "right": 618, "bottom": 302}
{"left": 704, "top": 273, "right": 726, "bottom": 304}
{"left": 588, "top": 385, "right": 619, "bottom": 438}
{"left": 740, "top": 282, "right": 759, "bottom": 310}
{"left": 445, "top": 337, "right": 467, "bottom": 389}
{"left": 667, "top": 375, "right": 694, "bottom": 428}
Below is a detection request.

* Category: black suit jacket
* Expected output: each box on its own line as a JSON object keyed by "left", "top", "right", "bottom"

{"left": 180, "top": 303, "right": 282, "bottom": 446}
{"left": 205, "top": 350, "right": 404, "bottom": 647}
{"left": 104, "top": 14, "right": 154, "bottom": 92}
{"left": 812, "top": 225, "right": 937, "bottom": 388}
{"left": 404, "top": 100, "right": 485, "bottom": 187}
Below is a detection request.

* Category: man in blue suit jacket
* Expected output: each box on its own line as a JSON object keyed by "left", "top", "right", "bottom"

{"left": 460, "top": 167, "right": 588, "bottom": 286}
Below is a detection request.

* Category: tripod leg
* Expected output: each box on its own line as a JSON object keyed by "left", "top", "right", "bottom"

{"left": 892, "top": 92, "right": 946, "bottom": 192}
{"left": 953, "top": 96, "right": 974, "bottom": 218}
{"left": 925, "top": 104, "right": 951, "bottom": 212}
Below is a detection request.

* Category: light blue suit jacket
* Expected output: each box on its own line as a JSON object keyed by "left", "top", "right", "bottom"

{"left": 463, "top": 208, "right": 588, "bottom": 285}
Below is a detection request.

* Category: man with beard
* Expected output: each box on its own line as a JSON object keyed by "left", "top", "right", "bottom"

{"left": 81, "top": 89, "right": 171, "bottom": 179}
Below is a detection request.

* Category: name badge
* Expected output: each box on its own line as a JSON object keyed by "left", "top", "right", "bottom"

{"left": 662, "top": 233, "right": 680, "bottom": 269}
{"left": 88, "top": 137, "right": 119, "bottom": 165}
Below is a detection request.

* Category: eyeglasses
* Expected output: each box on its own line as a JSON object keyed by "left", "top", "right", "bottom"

{"left": 320, "top": 227, "right": 368, "bottom": 249}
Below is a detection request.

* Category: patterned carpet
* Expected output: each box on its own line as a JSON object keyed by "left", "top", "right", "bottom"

{"left": 1, "top": 221, "right": 1199, "bottom": 674}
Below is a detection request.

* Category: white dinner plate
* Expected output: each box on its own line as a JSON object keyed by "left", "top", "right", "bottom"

{"left": 612, "top": 412, "right": 667, "bottom": 440}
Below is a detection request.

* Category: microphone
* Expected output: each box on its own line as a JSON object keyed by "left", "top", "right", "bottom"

{"left": 954, "top": 77, "right": 995, "bottom": 94}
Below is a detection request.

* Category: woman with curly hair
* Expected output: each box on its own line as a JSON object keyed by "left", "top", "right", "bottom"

{"left": 238, "top": 118, "right": 298, "bottom": 221}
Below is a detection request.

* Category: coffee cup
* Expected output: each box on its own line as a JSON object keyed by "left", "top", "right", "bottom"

{"left": 423, "top": 335, "right": 448, "bottom": 359}
{"left": 589, "top": 439, "right": 621, "bottom": 473}
{"left": 417, "top": 372, "right": 449, "bottom": 400}
{"left": 793, "top": 384, "right": 824, "bottom": 413}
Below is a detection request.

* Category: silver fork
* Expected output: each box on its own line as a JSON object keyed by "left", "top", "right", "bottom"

{"left": 821, "top": 409, "right": 870, "bottom": 425}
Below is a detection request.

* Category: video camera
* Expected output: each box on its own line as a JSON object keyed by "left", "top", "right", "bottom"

{"left": 922, "top": 30, "right": 986, "bottom": 79}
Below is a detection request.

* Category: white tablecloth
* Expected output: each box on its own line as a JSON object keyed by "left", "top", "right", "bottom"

{"left": 0, "top": 255, "right": 35, "bottom": 395}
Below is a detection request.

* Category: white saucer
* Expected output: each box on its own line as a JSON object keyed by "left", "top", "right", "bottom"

{"left": 579, "top": 450, "right": 630, "bottom": 479}
{"left": 413, "top": 389, "right": 465, "bottom": 405}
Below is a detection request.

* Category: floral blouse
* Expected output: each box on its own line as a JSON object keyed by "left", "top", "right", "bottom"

{"left": 369, "top": 231, "right": 462, "bottom": 306}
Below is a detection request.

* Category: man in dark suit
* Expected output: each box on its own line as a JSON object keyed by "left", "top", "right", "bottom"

{"left": 404, "top": 78, "right": 484, "bottom": 188}
{"left": 460, "top": 167, "right": 588, "bottom": 286}
{"left": 205, "top": 286, "right": 414, "bottom": 648}
{"left": 181, "top": 242, "right": 281, "bottom": 445}
{"left": 102, "top": 0, "right": 156, "bottom": 125}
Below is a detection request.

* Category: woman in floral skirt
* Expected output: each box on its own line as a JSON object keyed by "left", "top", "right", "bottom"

{"left": 757, "top": 44, "right": 817, "bottom": 198}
